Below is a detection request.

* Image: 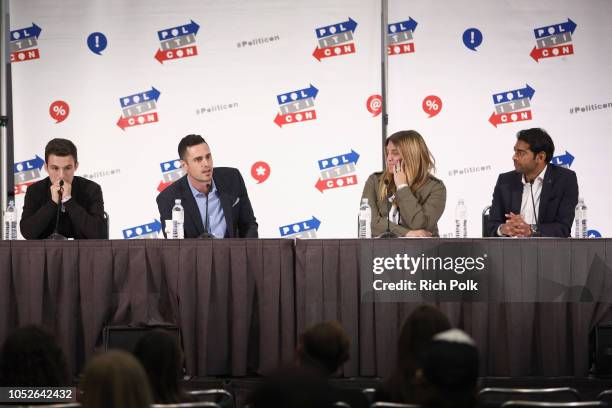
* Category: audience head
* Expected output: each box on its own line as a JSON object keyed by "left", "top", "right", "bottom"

{"left": 296, "top": 321, "right": 350, "bottom": 376}
{"left": 396, "top": 304, "right": 452, "bottom": 376}
{"left": 81, "top": 350, "right": 152, "bottom": 408}
{"left": 421, "top": 329, "right": 479, "bottom": 408}
{"left": 0, "top": 325, "right": 69, "bottom": 386}
{"left": 133, "top": 329, "right": 185, "bottom": 404}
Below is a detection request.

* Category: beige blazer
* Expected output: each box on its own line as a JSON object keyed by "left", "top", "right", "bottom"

{"left": 361, "top": 172, "right": 446, "bottom": 237}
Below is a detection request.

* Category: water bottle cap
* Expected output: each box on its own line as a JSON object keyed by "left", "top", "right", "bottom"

{"left": 361, "top": 198, "right": 368, "bottom": 204}
{"left": 175, "top": 199, "right": 181, "bottom": 204}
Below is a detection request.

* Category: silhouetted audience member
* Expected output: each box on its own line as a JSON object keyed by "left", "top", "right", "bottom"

{"left": 80, "top": 350, "right": 152, "bottom": 408}
{"left": 0, "top": 325, "right": 69, "bottom": 386}
{"left": 377, "top": 304, "right": 452, "bottom": 403}
{"left": 296, "top": 320, "right": 350, "bottom": 376}
{"left": 421, "top": 329, "right": 479, "bottom": 408}
{"left": 247, "top": 321, "right": 367, "bottom": 408}
{"left": 133, "top": 329, "right": 192, "bottom": 404}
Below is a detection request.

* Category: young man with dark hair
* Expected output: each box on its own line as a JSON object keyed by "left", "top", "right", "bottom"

{"left": 485, "top": 128, "right": 578, "bottom": 237}
{"left": 156, "top": 134, "right": 258, "bottom": 238}
{"left": 20, "top": 138, "right": 106, "bottom": 239}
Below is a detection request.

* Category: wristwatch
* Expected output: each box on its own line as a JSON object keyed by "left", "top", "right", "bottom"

{"left": 530, "top": 224, "right": 539, "bottom": 236}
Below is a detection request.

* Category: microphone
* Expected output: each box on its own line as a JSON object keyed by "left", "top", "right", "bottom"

{"left": 47, "top": 179, "right": 67, "bottom": 240}
{"left": 529, "top": 179, "right": 541, "bottom": 237}
{"left": 377, "top": 178, "right": 397, "bottom": 239}
{"left": 198, "top": 183, "right": 215, "bottom": 239}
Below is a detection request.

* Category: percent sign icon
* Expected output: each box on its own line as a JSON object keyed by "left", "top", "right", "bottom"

{"left": 49, "top": 100, "right": 70, "bottom": 123}
{"left": 422, "top": 95, "right": 442, "bottom": 118}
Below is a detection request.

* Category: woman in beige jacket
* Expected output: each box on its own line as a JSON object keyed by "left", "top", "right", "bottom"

{"left": 361, "top": 130, "right": 446, "bottom": 237}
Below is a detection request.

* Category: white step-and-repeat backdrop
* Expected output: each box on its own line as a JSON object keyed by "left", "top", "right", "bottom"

{"left": 8, "top": 0, "right": 612, "bottom": 238}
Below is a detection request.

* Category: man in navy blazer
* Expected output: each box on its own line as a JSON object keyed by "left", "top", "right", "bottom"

{"left": 486, "top": 128, "right": 578, "bottom": 238}
{"left": 156, "top": 134, "right": 258, "bottom": 238}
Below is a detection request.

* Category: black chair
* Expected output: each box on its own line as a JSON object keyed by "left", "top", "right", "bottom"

{"left": 482, "top": 205, "right": 491, "bottom": 237}
{"left": 480, "top": 388, "right": 581, "bottom": 407}
{"left": 597, "top": 391, "right": 612, "bottom": 404}
{"left": 501, "top": 402, "right": 606, "bottom": 408}
{"left": 371, "top": 403, "right": 420, "bottom": 408}
{"left": 103, "top": 211, "right": 109, "bottom": 239}
{"left": 362, "top": 388, "right": 377, "bottom": 404}
{"left": 186, "top": 390, "right": 234, "bottom": 408}
{"left": 152, "top": 403, "right": 220, "bottom": 408}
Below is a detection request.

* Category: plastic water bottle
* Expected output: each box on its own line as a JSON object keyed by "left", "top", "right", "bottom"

{"left": 574, "top": 198, "right": 587, "bottom": 238}
{"left": 3, "top": 199, "right": 17, "bottom": 240}
{"left": 358, "top": 198, "right": 372, "bottom": 238}
{"left": 172, "top": 199, "right": 184, "bottom": 239}
{"left": 455, "top": 199, "right": 467, "bottom": 238}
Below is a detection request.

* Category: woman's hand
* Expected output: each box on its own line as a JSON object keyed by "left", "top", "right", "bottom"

{"left": 404, "top": 229, "right": 432, "bottom": 238}
{"left": 393, "top": 161, "right": 408, "bottom": 187}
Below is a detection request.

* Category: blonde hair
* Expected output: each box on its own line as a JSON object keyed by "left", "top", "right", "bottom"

{"left": 379, "top": 130, "right": 436, "bottom": 201}
{"left": 81, "top": 351, "right": 152, "bottom": 408}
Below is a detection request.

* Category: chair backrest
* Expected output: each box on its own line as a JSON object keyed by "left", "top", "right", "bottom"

{"left": 597, "top": 391, "right": 612, "bottom": 403}
{"left": 371, "top": 402, "right": 420, "bottom": 408}
{"left": 103, "top": 211, "right": 109, "bottom": 239}
{"left": 482, "top": 205, "right": 491, "bottom": 237}
{"left": 186, "top": 389, "right": 234, "bottom": 408}
{"left": 151, "top": 402, "right": 220, "bottom": 408}
{"left": 37, "top": 404, "right": 81, "bottom": 408}
{"left": 501, "top": 401, "right": 607, "bottom": 408}
{"left": 362, "top": 388, "right": 377, "bottom": 404}
{"left": 480, "top": 388, "right": 581, "bottom": 406}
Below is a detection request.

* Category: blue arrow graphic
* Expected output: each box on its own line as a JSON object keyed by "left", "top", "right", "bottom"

{"left": 315, "top": 17, "right": 358, "bottom": 38}
{"left": 119, "top": 87, "right": 161, "bottom": 107}
{"left": 318, "top": 150, "right": 360, "bottom": 170}
{"left": 157, "top": 20, "right": 200, "bottom": 41}
{"left": 492, "top": 84, "right": 535, "bottom": 105}
{"left": 387, "top": 18, "right": 418, "bottom": 34}
{"left": 534, "top": 18, "right": 576, "bottom": 39}
{"left": 159, "top": 159, "right": 181, "bottom": 173}
{"left": 13, "top": 155, "right": 44, "bottom": 173}
{"left": 551, "top": 151, "right": 574, "bottom": 167}
{"left": 10, "top": 23, "right": 42, "bottom": 41}
{"left": 276, "top": 84, "right": 319, "bottom": 105}
{"left": 279, "top": 216, "right": 321, "bottom": 237}
{"left": 122, "top": 219, "right": 162, "bottom": 239}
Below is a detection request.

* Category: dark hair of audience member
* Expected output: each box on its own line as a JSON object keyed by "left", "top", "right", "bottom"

{"left": 133, "top": 329, "right": 190, "bottom": 404}
{"left": 380, "top": 304, "right": 452, "bottom": 403}
{"left": 0, "top": 325, "right": 69, "bottom": 386}
{"left": 296, "top": 320, "right": 350, "bottom": 376}
{"left": 81, "top": 350, "right": 152, "bottom": 408}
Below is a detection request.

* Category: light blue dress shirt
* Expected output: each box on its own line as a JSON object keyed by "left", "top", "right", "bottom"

{"left": 187, "top": 177, "right": 227, "bottom": 238}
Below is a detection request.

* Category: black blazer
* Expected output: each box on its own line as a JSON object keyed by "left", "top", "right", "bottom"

{"left": 20, "top": 176, "right": 106, "bottom": 239}
{"left": 156, "top": 167, "right": 258, "bottom": 238}
{"left": 485, "top": 164, "right": 578, "bottom": 237}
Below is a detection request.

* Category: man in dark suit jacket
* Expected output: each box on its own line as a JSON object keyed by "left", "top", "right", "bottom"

{"left": 486, "top": 128, "right": 578, "bottom": 238}
{"left": 20, "top": 138, "right": 106, "bottom": 239}
{"left": 156, "top": 134, "right": 258, "bottom": 238}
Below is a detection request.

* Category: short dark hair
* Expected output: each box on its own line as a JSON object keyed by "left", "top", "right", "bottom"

{"left": 516, "top": 128, "right": 555, "bottom": 162}
{"left": 45, "top": 138, "right": 78, "bottom": 163}
{"left": 178, "top": 134, "right": 207, "bottom": 160}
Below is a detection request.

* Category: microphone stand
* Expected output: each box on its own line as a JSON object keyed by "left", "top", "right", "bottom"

{"left": 377, "top": 179, "right": 397, "bottom": 239}
{"left": 198, "top": 184, "right": 215, "bottom": 239}
{"left": 47, "top": 180, "right": 67, "bottom": 240}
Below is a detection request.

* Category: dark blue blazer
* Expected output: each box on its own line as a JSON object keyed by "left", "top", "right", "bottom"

{"left": 485, "top": 164, "right": 578, "bottom": 237}
{"left": 156, "top": 167, "right": 258, "bottom": 238}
